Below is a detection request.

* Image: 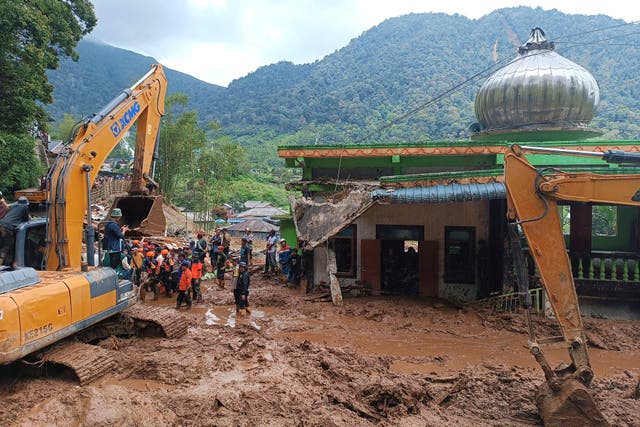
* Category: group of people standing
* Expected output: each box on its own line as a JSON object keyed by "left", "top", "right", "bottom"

{"left": 263, "top": 230, "right": 303, "bottom": 289}
{"left": 102, "top": 209, "right": 253, "bottom": 314}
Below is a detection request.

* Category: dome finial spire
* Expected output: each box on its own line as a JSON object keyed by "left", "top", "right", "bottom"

{"left": 518, "top": 27, "right": 554, "bottom": 54}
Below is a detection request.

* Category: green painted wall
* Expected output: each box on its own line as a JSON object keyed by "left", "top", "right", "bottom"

{"left": 277, "top": 216, "right": 298, "bottom": 249}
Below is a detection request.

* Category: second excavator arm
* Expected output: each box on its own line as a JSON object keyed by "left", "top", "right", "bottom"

{"left": 504, "top": 144, "right": 640, "bottom": 426}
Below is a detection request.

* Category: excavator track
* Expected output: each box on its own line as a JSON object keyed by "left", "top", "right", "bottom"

{"left": 43, "top": 341, "right": 117, "bottom": 386}
{"left": 122, "top": 304, "right": 189, "bottom": 339}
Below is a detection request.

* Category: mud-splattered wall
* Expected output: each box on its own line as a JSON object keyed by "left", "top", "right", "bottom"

{"left": 309, "top": 201, "right": 490, "bottom": 300}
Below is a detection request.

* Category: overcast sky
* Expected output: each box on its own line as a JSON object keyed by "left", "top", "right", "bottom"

{"left": 88, "top": 0, "right": 640, "bottom": 86}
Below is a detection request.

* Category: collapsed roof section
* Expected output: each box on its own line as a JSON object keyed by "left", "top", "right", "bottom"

{"left": 291, "top": 189, "right": 376, "bottom": 249}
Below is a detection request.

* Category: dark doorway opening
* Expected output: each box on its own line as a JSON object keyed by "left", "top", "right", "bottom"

{"left": 376, "top": 225, "right": 423, "bottom": 296}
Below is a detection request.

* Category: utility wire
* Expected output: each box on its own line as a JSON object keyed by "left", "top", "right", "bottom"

{"left": 552, "top": 20, "right": 640, "bottom": 42}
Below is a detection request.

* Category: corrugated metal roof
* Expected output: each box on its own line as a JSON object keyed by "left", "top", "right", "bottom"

{"left": 236, "top": 206, "right": 287, "bottom": 218}
{"left": 371, "top": 182, "right": 506, "bottom": 204}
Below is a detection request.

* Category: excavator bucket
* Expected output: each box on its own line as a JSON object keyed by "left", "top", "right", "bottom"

{"left": 537, "top": 378, "right": 608, "bottom": 427}
{"left": 111, "top": 195, "right": 166, "bottom": 236}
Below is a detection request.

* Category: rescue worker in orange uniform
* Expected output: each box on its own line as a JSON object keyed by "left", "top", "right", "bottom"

{"left": 190, "top": 254, "right": 203, "bottom": 303}
{"left": 176, "top": 260, "right": 192, "bottom": 309}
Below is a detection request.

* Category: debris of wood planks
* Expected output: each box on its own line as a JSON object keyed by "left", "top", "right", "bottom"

{"left": 434, "top": 376, "right": 469, "bottom": 406}
{"left": 328, "top": 393, "right": 382, "bottom": 421}
{"left": 326, "top": 246, "right": 343, "bottom": 306}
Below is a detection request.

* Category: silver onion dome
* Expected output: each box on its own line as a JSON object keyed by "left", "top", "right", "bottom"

{"left": 473, "top": 27, "right": 600, "bottom": 140}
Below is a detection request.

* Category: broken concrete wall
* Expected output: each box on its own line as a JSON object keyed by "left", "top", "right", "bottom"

{"left": 313, "top": 245, "right": 329, "bottom": 285}
{"left": 290, "top": 190, "right": 376, "bottom": 249}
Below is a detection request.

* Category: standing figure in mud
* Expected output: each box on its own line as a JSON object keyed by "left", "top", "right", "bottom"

{"left": 277, "top": 239, "right": 291, "bottom": 284}
{"left": 215, "top": 245, "right": 227, "bottom": 289}
{"left": 288, "top": 246, "right": 302, "bottom": 288}
{"left": 239, "top": 237, "right": 249, "bottom": 265}
{"left": 190, "top": 254, "right": 203, "bottom": 303}
{"left": 141, "top": 250, "right": 159, "bottom": 301}
{"left": 221, "top": 227, "right": 231, "bottom": 256}
{"left": 264, "top": 229, "right": 277, "bottom": 276}
{"left": 234, "top": 261, "right": 251, "bottom": 315}
{"left": 176, "top": 260, "right": 192, "bottom": 309}
{"left": 193, "top": 232, "right": 208, "bottom": 263}
{"left": 209, "top": 227, "right": 222, "bottom": 264}
{"left": 243, "top": 228, "right": 255, "bottom": 266}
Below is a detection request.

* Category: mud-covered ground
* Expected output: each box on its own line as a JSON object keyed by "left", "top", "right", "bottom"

{"left": 1, "top": 269, "right": 639, "bottom": 426}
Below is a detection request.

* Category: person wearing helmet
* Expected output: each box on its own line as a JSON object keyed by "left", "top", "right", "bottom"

{"left": 215, "top": 244, "right": 227, "bottom": 290}
{"left": 176, "top": 259, "right": 192, "bottom": 309}
{"left": 157, "top": 248, "right": 172, "bottom": 296}
{"left": 234, "top": 261, "right": 251, "bottom": 315}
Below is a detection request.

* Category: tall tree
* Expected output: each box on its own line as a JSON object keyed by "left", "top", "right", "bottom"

{"left": 0, "top": 0, "right": 96, "bottom": 133}
{"left": 156, "top": 93, "right": 207, "bottom": 201}
{"left": 0, "top": 1, "right": 96, "bottom": 193}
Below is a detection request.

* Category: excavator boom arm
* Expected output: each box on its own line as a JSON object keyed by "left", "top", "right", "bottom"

{"left": 44, "top": 64, "right": 167, "bottom": 270}
{"left": 504, "top": 144, "right": 640, "bottom": 426}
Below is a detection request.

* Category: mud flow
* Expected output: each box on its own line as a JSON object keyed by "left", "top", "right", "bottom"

{"left": 1, "top": 269, "right": 639, "bottom": 427}
{"left": 111, "top": 195, "right": 165, "bottom": 235}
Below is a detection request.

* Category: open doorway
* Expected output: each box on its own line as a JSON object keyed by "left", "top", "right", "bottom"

{"left": 379, "top": 239, "right": 420, "bottom": 295}
{"left": 376, "top": 225, "right": 424, "bottom": 296}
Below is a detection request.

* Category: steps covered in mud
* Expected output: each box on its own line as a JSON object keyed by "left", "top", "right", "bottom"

{"left": 44, "top": 342, "right": 117, "bottom": 385}
{"left": 122, "top": 305, "right": 189, "bottom": 339}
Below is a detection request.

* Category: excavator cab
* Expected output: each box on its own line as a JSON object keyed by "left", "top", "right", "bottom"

{"left": 110, "top": 195, "right": 165, "bottom": 237}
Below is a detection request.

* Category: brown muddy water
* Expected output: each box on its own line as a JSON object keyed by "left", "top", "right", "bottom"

{"left": 142, "top": 290, "right": 640, "bottom": 378}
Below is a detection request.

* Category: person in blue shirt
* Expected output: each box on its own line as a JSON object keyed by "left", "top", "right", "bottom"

{"left": 103, "top": 208, "right": 129, "bottom": 269}
{"left": 239, "top": 238, "right": 249, "bottom": 265}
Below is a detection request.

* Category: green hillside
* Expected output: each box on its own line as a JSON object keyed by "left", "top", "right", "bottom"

{"left": 47, "top": 7, "right": 640, "bottom": 144}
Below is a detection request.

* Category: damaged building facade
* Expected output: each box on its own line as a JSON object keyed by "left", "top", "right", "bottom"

{"left": 278, "top": 28, "right": 640, "bottom": 316}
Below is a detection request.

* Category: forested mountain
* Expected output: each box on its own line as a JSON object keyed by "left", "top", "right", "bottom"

{"left": 47, "top": 7, "right": 640, "bottom": 144}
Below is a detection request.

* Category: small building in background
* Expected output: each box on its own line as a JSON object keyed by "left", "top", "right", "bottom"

{"left": 236, "top": 205, "right": 287, "bottom": 220}
{"left": 227, "top": 218, "right": 279, "bottom": 241}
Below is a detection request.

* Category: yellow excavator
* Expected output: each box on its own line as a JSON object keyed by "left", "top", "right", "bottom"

{"left": 0, "top": 64, "right": 186, "bottom": 384}
{"left": 504, "top": 144, "right": 640, "bottom": 426}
